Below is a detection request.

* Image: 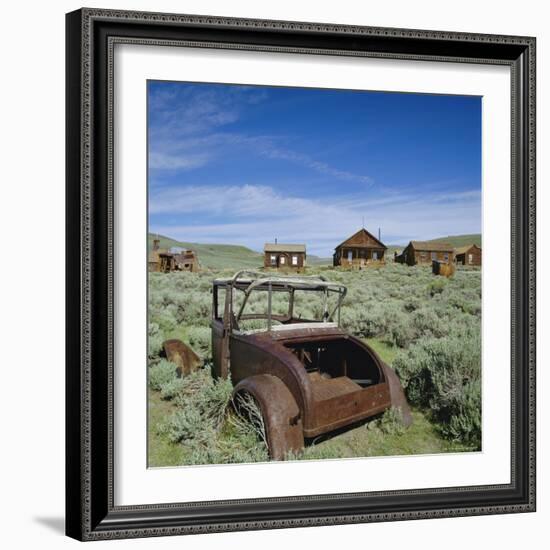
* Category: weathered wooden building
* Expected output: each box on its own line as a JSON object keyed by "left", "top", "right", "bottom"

{"left": 455, "top": 244, "right": 482, "bottom": 266}
{"left": 264, "top": 243, "right": 306, "bottom": 271}
{"left": 173, "top": 249, "right": 200, "bottom": 272}
{"left": 148, "top": 239, "right": 176, "bottom": 273}
{"left": 333, "top": 228, "right": 387, "bottom": 268}
{"left": 395, "top": 241, "right": 454, "bottom": 266}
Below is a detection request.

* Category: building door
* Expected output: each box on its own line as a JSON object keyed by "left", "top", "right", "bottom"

{"left": 468, "top": 253, "right": 473, "bottom": 265}
{"left": 347, "top": 250, "right": 353, "bottom": 263}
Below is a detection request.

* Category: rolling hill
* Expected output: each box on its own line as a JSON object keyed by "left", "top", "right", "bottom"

{"left": 148, "top": 234, "right": 262, "bottom": 270}
{"left": 425, "top": 234, "right": 481, "bottom": 248}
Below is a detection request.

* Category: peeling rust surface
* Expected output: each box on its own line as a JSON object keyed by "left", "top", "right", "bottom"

{"left": 211, "top": 271, "right": 412, "bottom": 459}
{"left": 163, "top": 339, "right": 202, "bottom": 376}
{"left": 233, "top": 374, "right": 304, "bottom": 460}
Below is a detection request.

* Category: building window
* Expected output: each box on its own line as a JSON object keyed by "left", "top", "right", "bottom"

{"left": 444, "top": 253, "right": 449, "bottom": 261}
{"left": 468, "top": 253, "right": 473, "bottom": 265}
{"left": 292, "top": 255, "right": 298, "bottom": 266}
{"left": 270, "top": 255, "right": 276, "bottom": 266}
{"left": 280, "top": 256, "right": 286, "bottom": 265}
{"left": 431, "top": 252, "right": 437, "bottom": 260}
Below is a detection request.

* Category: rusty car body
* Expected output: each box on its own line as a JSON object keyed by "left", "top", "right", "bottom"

{"left": 211, "top": 270, "right": 412, "bottom": 460}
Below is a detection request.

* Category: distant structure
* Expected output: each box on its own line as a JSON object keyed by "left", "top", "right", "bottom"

{"left": 148, "top": 239, "right": 200, "bottom": 273}
{"left": 333, "top": 228, "right": 387, "bottom": 268}
{"left": 169, "top": 246, "right": 185, "bottom": 254}
{"left": 264, "top": 242, "right": 306, "bottom": 271}
{"left": 148, "top": 239, "right": 176, "bottom": 272}
{"left": 395, "top": 241, "right": 454, "bottom": 266}
{"left": 455, "top": 244, "right": 482, "bottom": 266}
{"left": 173, "top": 249, "right": 200, "bottom": 272}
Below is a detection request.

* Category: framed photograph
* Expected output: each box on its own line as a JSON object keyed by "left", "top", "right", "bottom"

{"left": 66, "top": 8, "right": 536, "bottom": 541}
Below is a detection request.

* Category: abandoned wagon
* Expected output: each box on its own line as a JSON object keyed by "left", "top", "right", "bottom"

{"left": 211, "top": 270, "right": 412, "bottom": 459}
{"left": 264, "top": 243, "right": 306, "bottom": 271}
{"left": 455, "top": 244, "right": 482, "bottom": 266}
{"left": 333, "top": 228, "right": 387, "bottom": 268}
{"left": 395, "top": 240, "right": 454, "bottom": 266}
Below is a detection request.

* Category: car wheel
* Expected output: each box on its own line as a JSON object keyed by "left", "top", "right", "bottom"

{"left": 232, "top": 374, "right": 305, "bottom": 460}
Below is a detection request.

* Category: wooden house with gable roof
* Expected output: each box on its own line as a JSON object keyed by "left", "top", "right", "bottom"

{"left": 454, "top": 244, "right": 482, "bottom": 266}
{"left": 333, "top": 228, "right": 387, "bottom": 268}
{"left": 395, "top": 240, "right": 454, "bottom": 266}
{"left": 264, "top": 242, "right": 306, "bottom": 271}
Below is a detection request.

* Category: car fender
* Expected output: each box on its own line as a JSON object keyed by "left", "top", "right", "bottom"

{"left": 233, "top": 374, "right": 305, "bottom": 460}
{"left": 380, "top": 362, "right": 413, "bottom": 427}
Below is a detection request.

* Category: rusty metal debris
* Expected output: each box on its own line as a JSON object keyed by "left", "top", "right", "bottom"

{"left": 163, "top": 339, "right": 202, "bottom": 376}
{"left": 432, "top": 260, "right": 456, "bottom": 278}
{"left": 211, "top": 270, "right": 412, "bottom": 459}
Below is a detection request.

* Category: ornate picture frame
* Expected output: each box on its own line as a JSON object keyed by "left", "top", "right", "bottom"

{"left": 66, "top": 8, "right": 536, "bottom": 541}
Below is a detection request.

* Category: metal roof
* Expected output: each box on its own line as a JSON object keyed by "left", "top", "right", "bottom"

{"left": 264, "top": 243, "right": 306, "bottom": 253}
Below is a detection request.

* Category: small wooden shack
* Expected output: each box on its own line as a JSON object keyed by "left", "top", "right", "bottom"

{"left": 148, "top": 239, "right": 176, "bottom": 273}
{"left": 396, "top": 241, "right": 454, "bottom": 266}
{"left": 264, "top": 243, "right": 306, "bottom": 271}
{"left": 333, "top": 228, "right": 387, "bottom": 268}
{"left": 173, "top": 249, "right": 200, "bottom": 272}
{"left": 455, "top": 244, "right": 482, "bottom": 266}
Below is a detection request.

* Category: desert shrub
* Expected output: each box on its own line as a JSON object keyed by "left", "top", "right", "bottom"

{"left": 384, "top": 306, "right": 418, "bottom": 348}
{"left": 149, "top": 359, "right": 177, "bottom": 391}
{"left": 156, "top": 367, "right": 270, "bottom": 464}
{"left": 185, "top": 326, "right": 211, "bottom": 359}
{"left": 148, "top": 322, "right": 164, "bottom": 359}
{"left": 148, "top": 265, "right": 483, "bottom": 463}
{"left": 180, "top": 424, "right": 269, "bottom": 465}
{"left": 174, "top": 292, "right": 211, "bottom": 327}
{"left": 375, "top": 407, "right": 407, "bottom": 436}
{"left": 158, "top": 377, "right": 188, "bottom": 400}
{"left": 229, "top": 392, "right": 268, "bottom": 449}
{"left": 162, "top": 369, "right": 233, "bottom": 443}
{"left": 440, "top": 379, "right": 481, "bottom": 443}
{"left": 394, "top": 331, "right": 481, "bottom": 446}
{"left": 427, "top": 277, "right": 447, "bottom": 296}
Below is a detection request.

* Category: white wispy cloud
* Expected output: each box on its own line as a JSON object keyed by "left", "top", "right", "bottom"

{"left": 149, "top": 152, "right": 210, "bottom": 170}
{"left": 150, "top": 184, "right": 481, "bottom": 256}
{"left": 252, "top": 140, "right": 373, "bottom": 185}
{"left": 149, "top": 84, "right": 374, "bottom": 184}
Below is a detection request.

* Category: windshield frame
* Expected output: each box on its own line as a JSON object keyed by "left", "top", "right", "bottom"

{"left": 213, "top": 270, "right": 347, "bottom": 329}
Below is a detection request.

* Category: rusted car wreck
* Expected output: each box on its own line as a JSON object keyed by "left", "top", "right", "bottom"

{"left": 212, "top": 271, "right": 412, "bottom": 460}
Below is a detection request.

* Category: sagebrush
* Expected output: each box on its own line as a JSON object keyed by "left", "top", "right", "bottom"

{"left": 148, "top": 263, "right": 482, "bottom": 463}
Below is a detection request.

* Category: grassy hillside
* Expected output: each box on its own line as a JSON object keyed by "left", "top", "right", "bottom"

{"left": 427, "top": 234, "right": 481, "bottom": 248}
{"left": 307, "top": 255, "right": 332, "bottom": 266}
{"left": 148, "top": 234, "right": 262, "bottom": 270}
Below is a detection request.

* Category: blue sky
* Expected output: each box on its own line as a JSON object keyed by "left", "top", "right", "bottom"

{"left": 148, "top": 80, "right": 481, "bottom": 256}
